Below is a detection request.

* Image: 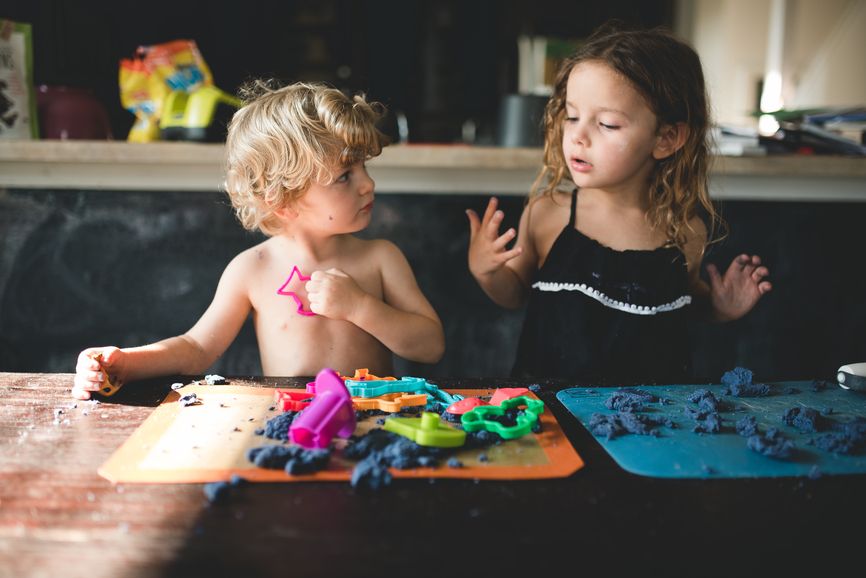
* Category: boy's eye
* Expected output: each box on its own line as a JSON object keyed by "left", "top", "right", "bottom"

{"left": 335, "top": 170, "right": 350, "bottom": 183}
{"left": 565, "top": 116, "right": 578, "bottom": 123}
{"left": 600, "top": 122, "right": 620, "bottom": 130}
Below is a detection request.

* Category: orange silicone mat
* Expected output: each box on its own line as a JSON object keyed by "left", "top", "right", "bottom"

{"left": 98, "top": 385, "right": 584, "bottom": 483}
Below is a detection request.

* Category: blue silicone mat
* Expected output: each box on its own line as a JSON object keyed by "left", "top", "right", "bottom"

{"left": 556, "top": 381, "right": 866, "bottom": 478}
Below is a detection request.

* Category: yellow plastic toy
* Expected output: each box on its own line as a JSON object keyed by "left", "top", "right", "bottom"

{"left": 384, "top": 412, "right": 467, "bottom": 448}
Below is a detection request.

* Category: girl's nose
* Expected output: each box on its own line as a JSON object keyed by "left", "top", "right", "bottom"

{"left": 569, "top": 121, "right": 589, "bottom": 145}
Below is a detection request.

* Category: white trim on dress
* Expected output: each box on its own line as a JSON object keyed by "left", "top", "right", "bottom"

{"left": 531, "top": 281, "right": 691, "bottom": 315}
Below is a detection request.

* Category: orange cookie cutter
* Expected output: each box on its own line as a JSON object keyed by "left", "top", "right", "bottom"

{"left": 351, "top": 392, "right": 428, "bottom": 413}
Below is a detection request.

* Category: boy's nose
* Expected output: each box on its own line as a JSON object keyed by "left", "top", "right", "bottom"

{"left": 360, "top": 171, "right": 375, "bottom": 195}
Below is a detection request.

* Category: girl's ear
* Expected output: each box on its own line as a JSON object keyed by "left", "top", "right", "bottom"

{"left": 653, "top": 122, "right": 689, "bottom": 160}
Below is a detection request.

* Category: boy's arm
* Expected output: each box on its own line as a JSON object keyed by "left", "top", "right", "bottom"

{"left": 467, "top": 196, "right": 538, "bottom": 309}
{"left": 306, "top": 241, "right": 445, "bottom": 364}
{"left": 73, "top": 253, "right": 253, "bottom": 397}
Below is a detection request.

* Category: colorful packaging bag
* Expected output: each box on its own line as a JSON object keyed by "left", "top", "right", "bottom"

{"left": 0, "top": 18, "right": 38, "bottom": 139}
{"left": 119, "top": 39, "right": 213, "bottom": 142}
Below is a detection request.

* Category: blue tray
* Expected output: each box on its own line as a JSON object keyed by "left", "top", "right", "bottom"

{"left": 556, "top": 381, "right": 866, "bottom": 478}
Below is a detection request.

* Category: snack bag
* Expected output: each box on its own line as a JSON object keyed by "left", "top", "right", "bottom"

{"left": 0, "top": 19, "right": 38, "bottom": 139}
{"left": 119, "top": 39, "right": 213, "bottom": 142}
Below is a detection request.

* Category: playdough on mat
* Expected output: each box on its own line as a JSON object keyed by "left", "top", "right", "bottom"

{"left": 99, "top": 382, "right": 583, "bottom": 484}
{"left": 556, "top": 380, "right": 866, "bottom": 479}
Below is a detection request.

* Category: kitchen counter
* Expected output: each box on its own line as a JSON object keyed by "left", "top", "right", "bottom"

{"left": 1, "top": 371, "right": 862, "bottom": 577}
{"left": 1, "top": 140, "right": 865, "bottom": 200}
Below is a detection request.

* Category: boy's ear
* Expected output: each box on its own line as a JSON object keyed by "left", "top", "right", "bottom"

{"left": 274, "top": 203, "right": 299, "bottom": 220}
{"left": 653, "top": 122, "right": 689, "bottom": 160}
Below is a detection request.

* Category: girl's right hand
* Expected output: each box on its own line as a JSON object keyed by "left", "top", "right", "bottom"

{"left": 72, "top": 346, "right": 123, "bottom": 400}
{"left": 466, "top": 197, "right": 523, "bottom": 279}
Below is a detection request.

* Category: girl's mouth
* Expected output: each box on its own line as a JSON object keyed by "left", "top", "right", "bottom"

{"left": 361, "top": 201, "right": 374, "bottom": 212}
{"left": 571, "top": 157, "right": 592, "bottom": 173}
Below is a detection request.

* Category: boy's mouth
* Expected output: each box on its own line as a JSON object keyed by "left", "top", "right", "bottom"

{"left": 360, "top": 201, "right": 374, "bottom": 212}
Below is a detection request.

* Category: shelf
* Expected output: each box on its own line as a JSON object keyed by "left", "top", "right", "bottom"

{"left": 1, "top": 140, "right": 865, "bottom": 200}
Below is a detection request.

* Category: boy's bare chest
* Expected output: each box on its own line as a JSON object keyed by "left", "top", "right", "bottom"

{"left": 251, "top": 257, "right": 383, "bottom": 319}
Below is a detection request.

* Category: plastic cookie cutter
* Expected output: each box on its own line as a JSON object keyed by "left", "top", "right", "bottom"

{"left": 341, "top": 368, "right": 396, "bottom": 382}
{"left": 289, "top": 368, "right": 356, "bottom": 449}
{"left": 351, "top": 392, "right": 428, "bottom": 413}
{"left": 90, "top": 352, "right": 122, "bottom": 396}
{"left": 344, "top": 376, "right": 430, "bottom": 398}
{"left": 445, "top": 396, "right": 489, "bottom": 415}
{"left": 460, "top": 395, "right": 545, "bottom": 440}
{"left": 384, "top": 412, "right": 467, "bottom": 448}
{"left": 489, "top": 387, "right": 531, "bottom": 406}
{"left": 273, "top": 388, "right": 314, "bottom": 412}
{"left": 277, "top": 265, "right": 316, "bottom": 317}
{"left": 417, "top": 381, "right": 464, "bottom": 406}
{"left": 306, "top": 368, "right": 396, "bottom": 394}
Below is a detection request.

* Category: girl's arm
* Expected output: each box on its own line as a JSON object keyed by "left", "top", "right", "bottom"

{"left": 466, "top": 196, "right": 539, "bottom": 309}
{"left": 306, "top": 241, "right": 445, "bottom": 364}
{"left": 684, "top": 219, "right": 772, "bottom": 322}
{"left": 73, "top": 253, "right": 253, "bottom": 398}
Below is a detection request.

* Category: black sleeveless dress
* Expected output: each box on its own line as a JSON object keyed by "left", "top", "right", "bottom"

{"left": 512, "top": 189, "right": 692, "bottom": 384}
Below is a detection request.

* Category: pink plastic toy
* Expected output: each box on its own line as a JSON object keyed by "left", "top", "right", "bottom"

{"left": 445, "top": 396, "right": 489, "bottom": 415}
{"left": 277, "top": 265, "right": 316, "bottom": 316}
{"left": 489, "top": 387, "right": 531, "bottom": 406}
{"left": 290, "top": 368, "right": 356, "bottom": 449}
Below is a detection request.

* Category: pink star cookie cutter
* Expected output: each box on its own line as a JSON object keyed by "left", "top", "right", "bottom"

{"left": 277, "top": 265, "right": 316, "bottom": 316}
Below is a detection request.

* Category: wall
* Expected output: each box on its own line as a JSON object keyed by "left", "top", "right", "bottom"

{"left": 1, "top": 188, "right": 864, "bottom": 382}
{"left": 691, "top": 0, "right": 866, "bottom": 126}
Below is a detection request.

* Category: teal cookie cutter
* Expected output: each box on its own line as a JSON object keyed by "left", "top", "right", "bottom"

{"left": 345, "top": 377, "right": 463, "bottom": 406}
{"left": 460, "top": 395, "right": 545, "bottom": 440}
{"left": 384, "top": 412, "right": 467, "bottom": 448}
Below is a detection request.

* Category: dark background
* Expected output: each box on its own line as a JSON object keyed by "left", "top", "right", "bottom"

{"left": 3, "top": 0, "right": 674, "bottom": 143}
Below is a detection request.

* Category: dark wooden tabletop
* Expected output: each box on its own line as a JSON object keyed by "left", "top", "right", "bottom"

{"left": 1, "top": 372, "right": 863, "bottom": 578}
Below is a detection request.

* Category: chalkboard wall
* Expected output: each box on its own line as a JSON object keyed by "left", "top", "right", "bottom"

{"left": 1, "top": 188, "right": 864, "bottom": 382}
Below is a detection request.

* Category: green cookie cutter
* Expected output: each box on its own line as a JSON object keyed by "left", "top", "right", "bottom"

{"left": 460, "top": 395, "right": 545, "bottom": 439}
{"left": 383, "top": 412, "right": 467, "bottom": 448}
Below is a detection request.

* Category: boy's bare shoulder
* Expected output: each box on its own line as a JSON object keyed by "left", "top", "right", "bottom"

{"left": 347, "top": 237, "right": 408, "bottom": 273}
{"left": 349, "top": 236, "right": 402, "bottom": 257}
{"left": 226, "top": 238, "right": 279, "bottom": 273}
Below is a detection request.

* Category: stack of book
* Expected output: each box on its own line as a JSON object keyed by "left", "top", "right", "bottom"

{"left": 758, "top": 107, "right": 866, "bottom": 156}
{"left": 710, "top": 125, "right": 767, "bottom": 156}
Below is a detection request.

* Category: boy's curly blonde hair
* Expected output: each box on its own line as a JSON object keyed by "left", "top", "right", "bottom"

{"left": 534, "top": 23, "right": 724, "bottom": 253}
{"left": 224, "top": 80, "right": 388, "bottom": 236}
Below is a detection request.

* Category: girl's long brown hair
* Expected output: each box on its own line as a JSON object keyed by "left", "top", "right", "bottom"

{"left": 533, "top": 23, "right": 724, "bottom": 252}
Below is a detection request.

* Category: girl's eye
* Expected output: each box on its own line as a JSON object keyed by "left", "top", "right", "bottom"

{"left": 600, "top": 123, "right": 620, "bottom": 130}
{"left": 335, "top": 171, "right": 350, "bottom": 183}
{"left": 565, "top": 116, "right": 578, "bottom": 123}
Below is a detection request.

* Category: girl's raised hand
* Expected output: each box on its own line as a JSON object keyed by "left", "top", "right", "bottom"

{"left": 707, "top": 254, "right": 772, "bottom": 322}
{"left": 466, "top": 197, "right": 523, "bottom": 279}
{"left": 72, "top": 346, "right": 124, "bottom": 400}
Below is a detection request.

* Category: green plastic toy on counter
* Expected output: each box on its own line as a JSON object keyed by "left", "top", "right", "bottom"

{"left": 159, "top": 85, "right": 241, "bottom": 142}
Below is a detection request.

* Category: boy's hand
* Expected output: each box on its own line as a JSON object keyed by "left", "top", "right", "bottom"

{"left": 72, "top": 346, "right": 124, "bottom": 400}
{"left": 707, "top": 254, "right": 772, "bottom": 322}
{"left": 466, "top": 197, "right": 523, "bottom": 280}
{"left": 306, "top": 268, "right": 368, "bottom": 321}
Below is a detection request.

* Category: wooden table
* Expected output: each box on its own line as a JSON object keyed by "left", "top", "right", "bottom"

{"left": 1, "top": 372, "right": 863, "bottom": 578}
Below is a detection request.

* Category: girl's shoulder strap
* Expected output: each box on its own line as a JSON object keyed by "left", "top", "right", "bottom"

{"left": 568, "top": 187, "right": 578, "bottom": 228}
